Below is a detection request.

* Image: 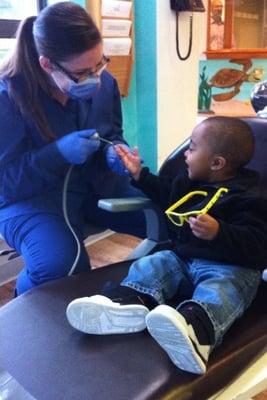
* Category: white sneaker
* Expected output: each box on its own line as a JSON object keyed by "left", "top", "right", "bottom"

{"left": 66, "top": 295, "right": 149, "bottom": 335}
{"left": 146, "top": 305, "right": 210, "bottom": 374}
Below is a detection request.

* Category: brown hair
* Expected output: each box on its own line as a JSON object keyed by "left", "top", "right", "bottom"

{"left": 0, "top": 2, "right": 101, "bottom": 141}
{"left": 200, "top": 116, "right": 255, "bottom": 171}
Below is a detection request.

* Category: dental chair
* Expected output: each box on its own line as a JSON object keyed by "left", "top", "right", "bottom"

{"left": 0, "top": 118, "right": 266, "bottom": 400}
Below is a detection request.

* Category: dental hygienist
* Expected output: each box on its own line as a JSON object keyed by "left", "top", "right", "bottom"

{"left": 0, "top": 1, "right": 145, "bottom": 295}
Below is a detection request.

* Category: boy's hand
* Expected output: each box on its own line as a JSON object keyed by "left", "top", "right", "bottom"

{"left": 188, "top": 214, "right": 219, "bottom": 241}
{"left": 115, "top": 144, "right": 142, "bottom": 180}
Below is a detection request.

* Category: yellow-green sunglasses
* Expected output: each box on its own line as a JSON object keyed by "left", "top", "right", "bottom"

{"left": 165, "top": 187, "right": 229, "bottom": 227}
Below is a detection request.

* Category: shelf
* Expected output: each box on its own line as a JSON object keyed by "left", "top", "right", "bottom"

{"left": 87, "top": 0, "right": 134, "bottom": 96}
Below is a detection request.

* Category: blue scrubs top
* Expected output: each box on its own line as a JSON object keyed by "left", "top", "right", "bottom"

{"left": 0, "top": 71, "right": 128, "bottom": 221}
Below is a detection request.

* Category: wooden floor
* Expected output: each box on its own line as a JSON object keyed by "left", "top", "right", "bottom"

{"left": 0, "top": 233, "right": 141, "bottom": 308}
{"left": 87, "top": 232, "right": 141, "bottom": 269}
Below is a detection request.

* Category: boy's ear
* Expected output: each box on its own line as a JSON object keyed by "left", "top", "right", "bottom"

{"left": 211, "top": 155, "right": 226, "bottom": 171}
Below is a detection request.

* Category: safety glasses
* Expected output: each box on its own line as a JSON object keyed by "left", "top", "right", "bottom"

{"left": 53, "top": 55, "right": 110, "bottom": 83}
{"left": 165, "top": 187, "right": 229, "bottom": 227}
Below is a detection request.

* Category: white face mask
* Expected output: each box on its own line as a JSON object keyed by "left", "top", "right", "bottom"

{"left": 51, "top": 70, "right": 101, "bottom": 100}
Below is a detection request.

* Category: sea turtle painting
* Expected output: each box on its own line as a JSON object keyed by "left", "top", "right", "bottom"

{"left": 209, "top": 59, "right": 264, "bottom": 102}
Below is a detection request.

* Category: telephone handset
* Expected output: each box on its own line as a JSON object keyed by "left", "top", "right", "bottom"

{"left": 170, "top": 0, "right": 205, "bottom": 12}
{"left": 170, "top": 0, "right": 205, "bottom": 61}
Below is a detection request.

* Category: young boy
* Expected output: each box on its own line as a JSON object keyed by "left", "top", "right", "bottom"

{"left": 66, "top": 117, "right": 267, "bottom": 375}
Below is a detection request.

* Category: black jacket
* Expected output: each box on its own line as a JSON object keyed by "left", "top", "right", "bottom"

{"left": 132, "top": 167, "right": 267, "bottom": 270}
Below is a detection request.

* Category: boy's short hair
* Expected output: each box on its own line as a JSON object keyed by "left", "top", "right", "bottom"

{"left": 200, "top": 116, "right": 255, "bottom": 170}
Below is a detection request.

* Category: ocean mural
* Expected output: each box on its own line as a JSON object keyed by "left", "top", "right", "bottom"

{"left": 198, "top": 58, "right": 266, "bottom": 116}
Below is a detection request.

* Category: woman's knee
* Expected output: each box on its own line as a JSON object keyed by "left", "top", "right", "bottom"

{"left": 19, "top": 220, "right": 89, "bottom": 286}
{"left": 16, "top": 242, "right": 90, "bottom": 295}
{"left": 26, "top": 240, "right": 88, "bottom": 278}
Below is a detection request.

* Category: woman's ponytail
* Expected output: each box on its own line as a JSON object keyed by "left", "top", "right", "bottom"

{"left": 0, "top": 16, "right": 55, "bottom": 141}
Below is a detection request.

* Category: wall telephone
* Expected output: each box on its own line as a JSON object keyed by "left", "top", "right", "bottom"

{"left": 170, "top": 0, "right": 205, "bottom": 12}
{"left": 170, "top": 0, "right": 205, "bottom": 60}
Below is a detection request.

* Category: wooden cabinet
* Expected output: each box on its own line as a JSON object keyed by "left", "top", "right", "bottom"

{"left": 86, "top": 0, "right": 134, "bottom": 96}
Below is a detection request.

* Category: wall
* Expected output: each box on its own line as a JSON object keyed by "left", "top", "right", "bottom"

{"left": 85, "top": 1, "right": 207, "bottom": 172}
{"left": 122, "top": 0, "right": 157, "bottom": 172}
{"left": 123, "top": 1, "right": 207, "bottom": 170}
{"left": 156, "top": 2, "right": 207, "bottom": 167}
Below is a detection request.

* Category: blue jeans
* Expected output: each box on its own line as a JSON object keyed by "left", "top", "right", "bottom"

{"left": 121, "top": 250, "right": 261, "bottom": 348}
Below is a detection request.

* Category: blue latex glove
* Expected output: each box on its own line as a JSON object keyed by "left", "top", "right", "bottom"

{"left": 56, "top": 129, "right": 100, "bottom": 164}
{"left": 105, "top": 144, "right": 130, "bottom": 176}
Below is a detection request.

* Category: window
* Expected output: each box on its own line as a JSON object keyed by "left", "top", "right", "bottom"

{"left": 0, "top": 0, "right": 46, "bottom": 60}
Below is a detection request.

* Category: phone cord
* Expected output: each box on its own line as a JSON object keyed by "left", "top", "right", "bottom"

{"left": 175, "top": 12, "right": 193, "bottom": 61}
